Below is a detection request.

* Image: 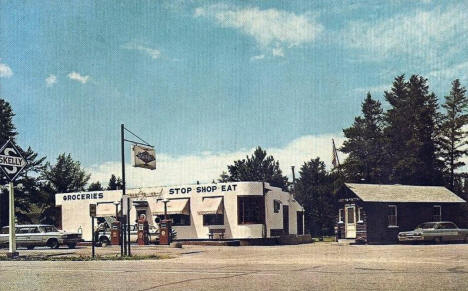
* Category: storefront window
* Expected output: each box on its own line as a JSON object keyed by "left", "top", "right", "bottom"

{"left": 238, "top": 196, "right": 264, "bottom": 224}
{"left": 388, "top": 205, "right": 398, "bottom": 227}
{"left": 167, "top": 214, "right": 190, "bottom": 226}
{"left": 203, "top": 214, "right": 224, "bottom": 226}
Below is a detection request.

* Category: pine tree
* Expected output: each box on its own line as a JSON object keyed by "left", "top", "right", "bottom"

{"left": 384, "top": 75, "right": 442, "bottom": 185}
{"left": 219, "top": 147, "right": 288, "bottom": 189}
{"left": 0, "top": 98, "right": 47, "bottom": 225}
{"left": 341, "top": 93, "right": 385, "bottom": 183}
{"left": 88, "top": 181, "right": 104, "bottom": 191}
{"left": 295, "top": 158, "right": 335, "bottom": 235}
{"left": 107, "top": 174, "right": 118, "bottom": 190}
{"left": 439, "top": 79, "right": 468, "bottom": 190}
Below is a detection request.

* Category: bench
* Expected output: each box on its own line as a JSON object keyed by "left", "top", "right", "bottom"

{"left": 208, "top": 228, "right": 225, "bottom": 240}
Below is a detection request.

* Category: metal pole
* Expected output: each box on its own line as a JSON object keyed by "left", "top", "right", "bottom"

{"left": 119, "top": 201, "right": 123, "bottom": 254}
{"left": 121, "top": 124, "right": 128, "bottom": 256}
{"left": 291, "top": 166, "right": 296, "bottom": 195}
{"left": 164, "top": 201, "right": 168, "bottom": 220}
{"left": 123, "top": 220, "right": 127, "bottom": 256}
{"left": 91, "top": 216, "right": 95, "bottom": 258}
{"left": 8, "top": 182, "right": 17, "bottom": 257}
{"left": 127, "top": 196, "right": 131, "bottom": 256}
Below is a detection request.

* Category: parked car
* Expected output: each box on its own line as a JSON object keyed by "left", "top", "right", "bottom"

{"left": 96, "top": 224, "right": 160, "bottom": 247}
{"left": 398, "top": 221, "right": 468, "bottom": 243}
{"left": 0, "top": 224, "right": 82, "bottom": 249}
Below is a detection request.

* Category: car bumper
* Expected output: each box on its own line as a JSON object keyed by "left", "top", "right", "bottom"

{"left": 398, "top": 236, "right": 424, "bottom": 242}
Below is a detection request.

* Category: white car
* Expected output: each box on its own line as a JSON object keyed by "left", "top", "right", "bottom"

{"left": 0, "top": 224, "right": 82, "bottom": 249}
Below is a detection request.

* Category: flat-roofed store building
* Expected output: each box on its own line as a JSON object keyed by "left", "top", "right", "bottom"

{"left": 336, "top": 183, "right": 466, "bottom": 243}
{"left": 56, "top": 182, "right": 305, "bottom": 241}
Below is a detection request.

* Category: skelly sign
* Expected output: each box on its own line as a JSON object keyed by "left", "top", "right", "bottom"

{"left": 0, "top": 139, "right": 27, "bottom": 182}
{"left": 131, "top": 144, "right": 156, "bottom": 170}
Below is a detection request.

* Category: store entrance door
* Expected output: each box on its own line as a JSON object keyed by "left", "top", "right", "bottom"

{"left": 345, "top": 205, "right": 356, "bottom": 238}
{"left": 297, "top": 211, "right": 304, "bottom": 235}
{"left": 283, "top": 205, "right": 289, "bottom": 235}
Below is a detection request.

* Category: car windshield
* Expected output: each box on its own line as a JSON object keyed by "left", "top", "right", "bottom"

{"left": 40, "top": 226, "right": 58, "bottom": 233}
{"left": 416, "top": 222, "right": 437, "bottom": 229}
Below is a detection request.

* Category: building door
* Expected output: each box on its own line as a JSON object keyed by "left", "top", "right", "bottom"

{"left": 297, "top": 211, "right": 304, "bottom": 235}
{"left": 345, "top": 205, "right": 356, "bottom": 238}
{"left": 283, "top": 205, "right": 289, "bottom": 235}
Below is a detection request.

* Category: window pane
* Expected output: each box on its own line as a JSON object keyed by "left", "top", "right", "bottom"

{"left": 238, "top": 196, "right": 264, "bottom": 224}
{"left": 347, "top": 208, "right": 354, "bottom": 223}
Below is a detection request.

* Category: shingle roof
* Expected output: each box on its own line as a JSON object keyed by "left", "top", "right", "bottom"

{"left": 345, "top": 183, "right": 466, "bottom": 203}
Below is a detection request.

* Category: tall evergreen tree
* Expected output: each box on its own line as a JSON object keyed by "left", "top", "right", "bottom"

{"left": 341, "top": 93, "right": 386, "bottom": 183}
{"left": 439, "top": 79, "right": 468, "bottom": 190}
{"left": 384, "top": 75, "right": 442, "bottom": 185}
{"left": 0, "top": 98, "right": 47, "bottom": 225}
{"left": 295, "top": 158, "right": 335, "bottom": 235}
{"left": 107, "top": 174, "right": 122, "bottom": 190}
{"left": 88, "top": 181, "right": 104, "bottom": 191}
{"left": 219, "top": 147, "right": 288, "bottom": 189}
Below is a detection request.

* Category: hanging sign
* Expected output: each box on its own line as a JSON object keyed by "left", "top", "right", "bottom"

{"left": 0, "top": 139, "right": 27, "bottom": 182}
{"left": 131, "top": 144, "right": 156, "bottom": 170}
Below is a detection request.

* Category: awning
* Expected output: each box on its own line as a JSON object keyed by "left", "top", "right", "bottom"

{"left": 152, "top": 199, "right": 190, "bottom": 215}
{"left": 96, "top": 204, "right": 117, "bottom": 217}
{"left": 198, "top": 197, "right": 223, "bottom": 215}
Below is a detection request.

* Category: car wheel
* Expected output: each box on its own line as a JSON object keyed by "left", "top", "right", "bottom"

{"left": 47, "top": 239, "right": 60, "bottom": 249}
{"left": 27, "top": 246, "right": 35, "bottom": 250}
{"left": 100, "top": 238, "right": 110, "bottom": 247}
{"left": 434, "top": 237, "right": 442, "bottom": 244}
{"left": 68, "top": 243, "right": 76, "bottom": 249}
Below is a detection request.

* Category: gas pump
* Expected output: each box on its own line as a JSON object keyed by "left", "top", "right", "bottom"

{"left": 111, "top": 221, "right": 121, "bottom": 245}
{"left": 159, "top": 219, "right": 172, "bottom": 245}
{"left": 137, "top": 215, "right": 149, "bottom": 245}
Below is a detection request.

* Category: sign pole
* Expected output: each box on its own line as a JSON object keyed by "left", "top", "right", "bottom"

{"left": 8, "top": 181, "right": 17, "bottom": 257}
{"left": 0, "top": 139, "right": 27, "bottom": 259}
{"left": 91, "top": 216, "right": 95, "bottom": 258}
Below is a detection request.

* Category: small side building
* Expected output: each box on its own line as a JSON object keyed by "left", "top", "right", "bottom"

{"left": 336, "top": 183, "right": 466, "bottom": 244}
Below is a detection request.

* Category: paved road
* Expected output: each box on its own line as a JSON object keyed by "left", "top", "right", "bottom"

{"left": 1, "top": 243, "right": 468, "bottom": 290}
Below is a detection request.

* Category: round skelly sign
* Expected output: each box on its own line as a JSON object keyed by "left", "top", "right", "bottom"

{"left": 0, "top": 139, "right": 27, "bottom": 182}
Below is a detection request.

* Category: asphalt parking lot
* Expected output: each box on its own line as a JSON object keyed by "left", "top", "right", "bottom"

{"left": 1, "top": 242, "right": 468, "bottom": 291}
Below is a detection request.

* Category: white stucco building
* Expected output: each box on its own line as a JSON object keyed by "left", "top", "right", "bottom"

{"left": 56, "top": 182, "right": 305, "bottom": 241}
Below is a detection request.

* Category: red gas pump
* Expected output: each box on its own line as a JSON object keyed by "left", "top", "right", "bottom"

{"left": 159, "top": 219, "right": 172, "bottom": 245}
{"left": 111, "top": 221, "right": 121, "bottom": 245}
{"left": 137, "top": 215, "right": 149, "bottom": 245}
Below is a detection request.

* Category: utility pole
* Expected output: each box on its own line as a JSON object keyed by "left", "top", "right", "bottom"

{"left": 291, "top": 166, "right": 296, "bottom": 195}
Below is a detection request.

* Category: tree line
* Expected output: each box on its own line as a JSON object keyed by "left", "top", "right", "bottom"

{"left": 218, "top": 75, "right": 468, "bottom": 235}
{"left": 1, "top": 74, "right": 467, "bottom": 235}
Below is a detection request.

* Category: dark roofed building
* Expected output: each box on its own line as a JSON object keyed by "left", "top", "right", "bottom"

{"left": 335, "top": 183, "right": 466, "bottom": 243}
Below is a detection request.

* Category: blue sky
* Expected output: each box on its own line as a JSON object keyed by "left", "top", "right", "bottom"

{"left": 1, "top": 0, "right": 467, "bottom": 186}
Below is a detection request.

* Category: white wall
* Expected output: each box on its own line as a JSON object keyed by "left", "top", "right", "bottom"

{"left": 56, "top": 182, "right": 304, "bottom": 241}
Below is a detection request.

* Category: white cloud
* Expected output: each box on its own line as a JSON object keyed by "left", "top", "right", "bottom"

{"left": 87, "top": 133, "right": 345, "bottom": 188}
{"left": 428, "top": 61, "right": 468, "bottom": 84}
{"left": 45, "top": 74, "right": 57, "bottom": 87}
{"left": 0, "top": 61, "right": 13, "bottom": 78}
{"left": 195, "top": 5, "right": 323, "bottom": 57}
{"left": 122, "top": 42, "right": 161, "bottom": 59}
{"left": 250, "top": 54, "right": 265, "bottom": 61}
{"left": 353, "top": 84, "right": 391, "bottom": 95}
{"left": 67, "top": 72, "right": 90, "bottom": 84}
{"left": 341, "top": 5, "right": 468, "bottom": 63}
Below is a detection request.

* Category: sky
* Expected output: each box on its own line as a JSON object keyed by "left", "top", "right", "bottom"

{"left": 1, "top": 0, "right": 467, "bottom": 187}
